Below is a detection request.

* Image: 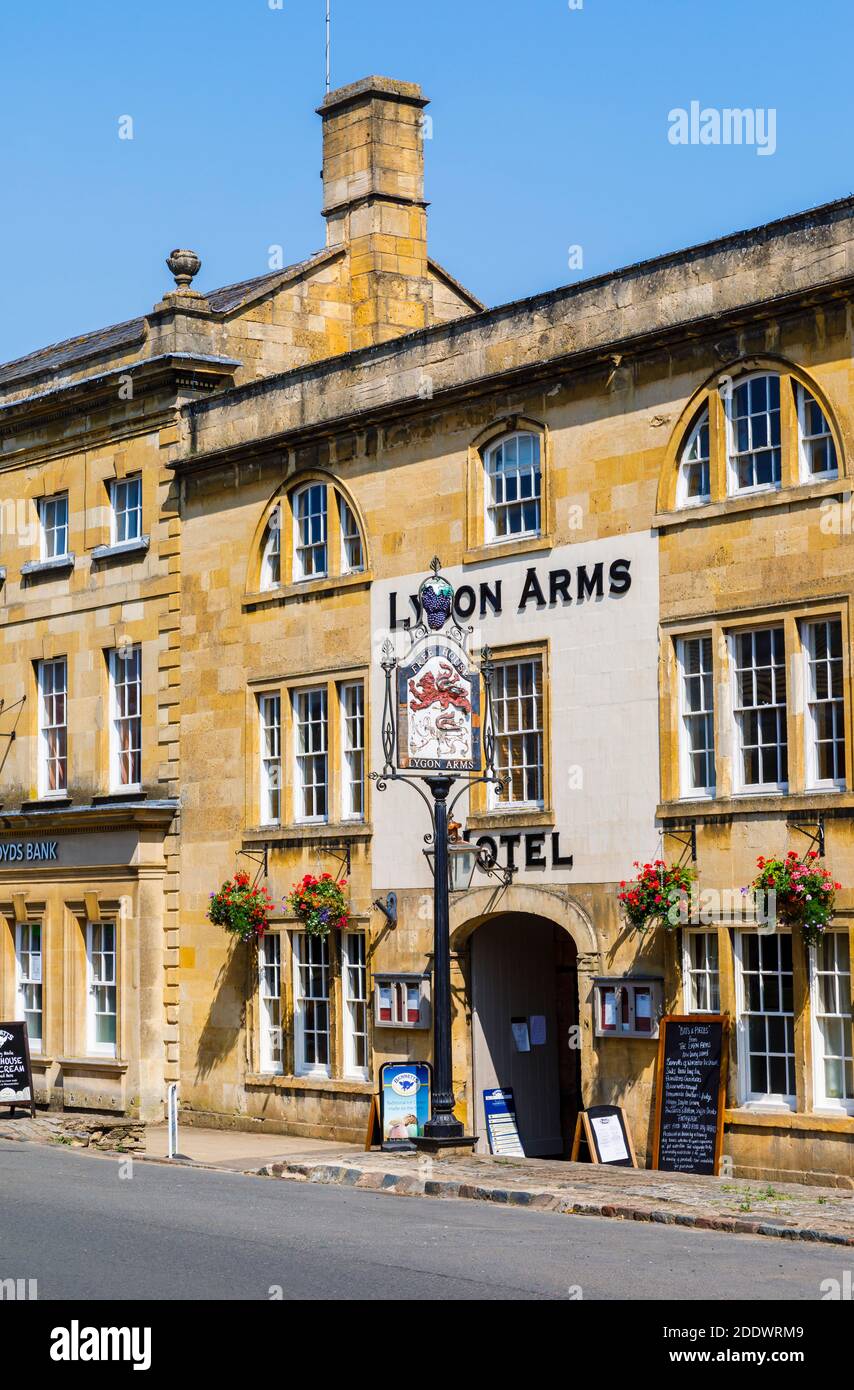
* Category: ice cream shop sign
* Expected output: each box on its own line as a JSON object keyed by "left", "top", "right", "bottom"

{"left": 0, "top": 840, "right": 59, "bottom": 864}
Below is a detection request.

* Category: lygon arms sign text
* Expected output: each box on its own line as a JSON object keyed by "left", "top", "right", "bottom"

{"left": 389, "top": 559, "right": 632, "bottom": 629}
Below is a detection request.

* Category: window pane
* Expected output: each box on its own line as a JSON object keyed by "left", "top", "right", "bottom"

{"left": 739, "top": 930, "right": 795, "bottom": 1102}
{"left": 493, "top": 658, "right": 544, "bottom": 807}
{"left": 485, "top": 433, "right": 542, "bottom": 541}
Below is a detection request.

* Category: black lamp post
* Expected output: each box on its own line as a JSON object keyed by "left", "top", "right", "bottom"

{"left": 371, "top": 559, "right": 504, "bottom": 1152}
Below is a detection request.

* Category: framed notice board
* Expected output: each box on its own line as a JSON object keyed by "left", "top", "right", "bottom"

{"left": 571, "top": 1105, "right": 637, "bottom": 1167}
{"left": 652, "top": 1014, "right": 728, "bottom": 1176}
{"left": 482, "top": 1087, "right": 525, "bottom": 1156}
{"left": 0, "top": 1021, "right": 35, "bottom": 1117}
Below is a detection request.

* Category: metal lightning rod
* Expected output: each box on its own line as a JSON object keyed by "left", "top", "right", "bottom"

{"left": 325, "top": 1, "right": 331, "bottom": 95}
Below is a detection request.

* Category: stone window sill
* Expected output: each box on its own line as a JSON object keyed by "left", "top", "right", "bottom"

{"left": 466, "top": 809, "right": 554, "bottom": 831}
{"left": 57, "top": 1057, "right": 128, "bottom": 1074}
{"left": 658, "top": 790, "right": 854, "bottom": 820}
{"left": 243, "top": 821, "right": 372, "bottom": 846}
{"left": 91, "top": 536, "right": 150, "bottom": 562}
{"left": 243, "top": 569, "right": 372, "bottom": 610}
{"left": 463, "top": 534, "right": 554, "bottom": 566}
{"left": 654, "top": 474, "right": 850, "bottom": 529}
{"left": 21, "top": 554, "right": 75, "bottom": 577}
{"left": 725, "top": 1107, "right": 853, "bottom": 1134}
{"left": 245, "top": 1073, "right": 373, "bottom": 1096}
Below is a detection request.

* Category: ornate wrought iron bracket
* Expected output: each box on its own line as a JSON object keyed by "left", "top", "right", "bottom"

{"left": 312, "top": 841, "right": 352, "bottom": 879}
{"left": 663, "top": 821, "right": 697, "bottom": 865}
{"left": 786, "top": 813, "right": 825, "bottom": 859}
{"left": 237, "top": 845, "right": 268, "bottom": 887}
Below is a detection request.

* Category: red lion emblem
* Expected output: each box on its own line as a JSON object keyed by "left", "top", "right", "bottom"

{"left": 409, "top": 661, "right": 472, "bottom": 714}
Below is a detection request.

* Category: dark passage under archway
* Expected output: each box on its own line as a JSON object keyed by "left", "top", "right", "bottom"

{"left": 471, "top": 913, "right": 580, "bottom": 1157}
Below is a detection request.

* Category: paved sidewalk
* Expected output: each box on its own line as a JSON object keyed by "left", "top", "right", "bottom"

{"left": 144, "top": 1123, "right": 356, "bottom": 1170}
{"left": 255, "top": 1148, "right": 854, "bottom": 1248}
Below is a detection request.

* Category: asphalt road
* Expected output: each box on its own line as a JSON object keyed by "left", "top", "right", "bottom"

{"left": 0, "top": 1139, "right": 843, "bottom": 1301}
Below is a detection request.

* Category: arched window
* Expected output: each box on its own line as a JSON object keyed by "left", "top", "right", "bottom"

{"left": 795, "top": 383, "right": 837, "bottom": 480}
{"left": 256, "top": 480, "right": 366, "bottom": 593}
{"left": 484, "top": 431, "right": 541, "bottom": 542}
{"left": 677, "top": 408, "right": 710, "bottom": 506}
{"left": 260, "top": 507, "right": 281, "bottom": 590}
{"left": 726, "top": 373, "right": 781, "bottom": 493}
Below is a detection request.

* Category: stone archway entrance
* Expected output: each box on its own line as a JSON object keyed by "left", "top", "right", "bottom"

{"left": 470, "top": 913, "right": 581, "bottom": 1157}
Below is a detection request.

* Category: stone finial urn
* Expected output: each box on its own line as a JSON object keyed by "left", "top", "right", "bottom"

{"left": 166, "top": 248, "right": 202, "bottom": 292}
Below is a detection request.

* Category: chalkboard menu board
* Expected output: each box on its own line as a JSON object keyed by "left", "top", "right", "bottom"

{"left": 0, "top": 1021, "right": 35, "bottom": 1116}
{"left": 652, "top": 1015, "right": 728, "bottom": 1176}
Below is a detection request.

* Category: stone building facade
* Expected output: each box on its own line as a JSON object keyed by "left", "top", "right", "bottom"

{"left": 1, "top": 76, "right": 851, "bottom": 1184}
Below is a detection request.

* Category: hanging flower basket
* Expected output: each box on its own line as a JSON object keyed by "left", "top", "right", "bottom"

{"left": 208, "top": 871, "right": 275, "bottom": 943}
{"left": 618, "top": 860, "right": 696, "bottom": 933}
{"left": 286, "top": 873, "right": 350, "bottom": 938}
{"left": 748, "top": 851, "right": 840, "bottom": 948}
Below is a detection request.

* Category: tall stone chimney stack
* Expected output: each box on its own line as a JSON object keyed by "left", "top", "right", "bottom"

{"left": 319, "top": 76, "right": 432, "bottom": 348}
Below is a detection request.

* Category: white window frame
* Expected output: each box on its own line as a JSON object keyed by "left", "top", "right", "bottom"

{"left": 39, "top": 493, "right": 69, "bottom": 560}
{"left": 730, "top": 626, "right": 788, "bottom": 794}
{"left": 682, "top": 929, "right": 720, "bottom": 1014}
{"left": 258, "top": 933, "right": 284, "bottom": 1075}
{"left": 110, "top": 475, "right": 142, "bottom": 544}
{"left": 109, "top": 645, "right": 142, "bottom": 792}
{"left": 809, "top": 930, "right": 853, "bottom": 1115}
{"left": 803, "top": 618, "right": 846, "bottom": 791}
{"left": 342, "top": 930, "right": 369, "bottom": 1080}
{"left": 677, "top": 634, "right": 715, "bottom": 797}
{"left": 339, "top": 497, "right": 364, "bottom": 574}
{"left": 676, "top": 409, "right": 711, "bottom": 507}
{"left": 734, "top": 929, "right": 796, "bottom": 1110}
{"left": 293, "top": 932, "right": 330, "bottom": 1078}
{"left": 293, "top": 484, "right": 328, "bottom": 581}
{"left": 260, "top": 507, "right": 281, "bottom": 590}
{"left": 15, "top": 921, "right": 43, "bottom": 1053}
{"left": 795, "top": 383, "right": 838, "bottom": 482}
{"left": 489, "top": 656, "right": 545, "bottom": 810}
{"left": 484, "top": 431, "right": 542, "bottom": 543}
{"left": 340, "top": 681, "right": 365, "bottom": 821}
{"left": 86, "top": 920, "right": 117, "bottom": 1058}
{"left": 725, "top": 373, "right": 782, "bottom": 496}
{"left": 293, "top": 686, "right": 328, "bottom": 824}
{"left": 259, "top": 693, "right": 282, "bottom": 825}
{"left": 37, "top": 657, "right": 68, "bottom": 798}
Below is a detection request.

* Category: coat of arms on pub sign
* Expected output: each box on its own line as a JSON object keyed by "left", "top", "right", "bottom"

{"left": 395, "top": 567, "right": 482, "bottom": 773}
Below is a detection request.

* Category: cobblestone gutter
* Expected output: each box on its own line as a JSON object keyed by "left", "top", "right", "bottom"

{"left": 256, "top": 1151, "right": 854, "bottom": 1248}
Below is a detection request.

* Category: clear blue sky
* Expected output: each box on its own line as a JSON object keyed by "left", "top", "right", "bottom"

{"left": 1, "top": 0, "right": 852, "bottom": 364}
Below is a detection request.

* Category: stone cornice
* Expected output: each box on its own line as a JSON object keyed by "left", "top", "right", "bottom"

{"left": 173, "top": 196, "right": 854, "bottom": 474}
{"left": 0, "top": 354, "right": 239, "bottom": 436}
{"left": 0, "top": 800, "right": 179, "bottom": 834}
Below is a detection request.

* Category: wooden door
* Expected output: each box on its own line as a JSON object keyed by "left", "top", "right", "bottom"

{"left": 471, "top": 914, "right": 562, "bottom": 1156}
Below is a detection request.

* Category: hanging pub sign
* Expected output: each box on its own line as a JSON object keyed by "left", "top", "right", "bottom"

{"left": 395, "top": 565, "right": 482, "bottom": 774}
{"left": 0, "top": 1021, "right": 36, "bottom": 1117}
{"left": 652, "top": 1014, "right": 729, "bottom": 1176}
{"left": 398, "top": 644, "right": 481, "bottom": 773}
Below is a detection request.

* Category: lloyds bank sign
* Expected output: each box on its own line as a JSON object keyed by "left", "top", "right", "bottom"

{"left": 0, "top": 840, "right": 60, "bottom": 863}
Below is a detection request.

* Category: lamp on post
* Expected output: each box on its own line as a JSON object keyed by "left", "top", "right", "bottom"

{"left": 370, "top": 559, "right": 504, "bottom": 1154}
